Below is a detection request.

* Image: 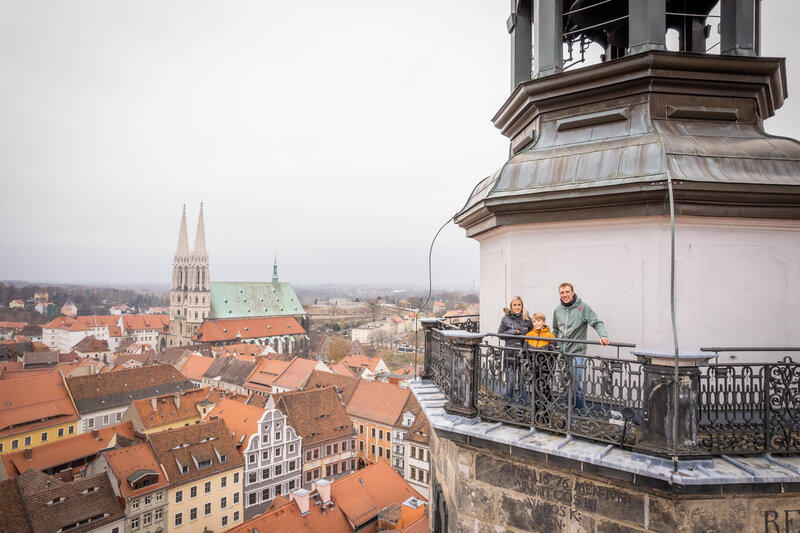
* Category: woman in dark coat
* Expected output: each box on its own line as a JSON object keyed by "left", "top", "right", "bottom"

{"left": 497, "top": 296, "right": 533, "bottom": 347}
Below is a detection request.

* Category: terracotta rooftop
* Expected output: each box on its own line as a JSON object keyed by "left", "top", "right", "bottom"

{"left": 66, "top": 364, "right": 195, "bottom": 414}
{"left": 0, "top": 321, "right": 27, "bottom": 329}
{"left": 101, "top": 442, "right": 168, "bottom": 500}
{"left": 2, "top": 422, "right": 135, "bottom": 477}
{"left": 272, "top": 357, "right": 324, "bottom": 390}
{"left": 340, "top": 354, "right": 385, "bottom": 374}
{"left": 16, "top": 469, "right": 124, "bottom": 533}
{"left": 130, "top": 387, "right": 214, "bottom": 429}
{"left": 180, "top": 354, "right": 216, "bottom": 381}
{"left": 0, "top": 477, "right": 32, "bottom": 533}
{"left": 244, "top": 358, "right": 291, "bottom": 393}
{"left": 301, "top": 369, "right": 360, "bottom": 404}
{"left": 347, "top": 380, "right": 413, "bottom": 426}
{"left": 328, "top": 361, "right": 357, "bottom": 377}
{"left": 42, "top": 315, "right": 120, "bottom": 332}
{"left": 332, "top": 461, "right": 425, "bottom": 528}
{"left": 71, "top": 335, "right": 110, "bottom": 353}
{"left": 194, "top": 316, "right": 305, "bottom": 343}
{"left": 121, "top": 314, "right": 170, "bottom": 331}
{"left": 276, "top": 387, "right": 353, "bottom": 447}
{"left": 404, "top": 411, "right": 430, "bottom": 446}
{"left": 207, "top": 398, "right": 267, "bottom": 454}
{"left": 147, "top": 419, "right": 243, "bottom": 488}
{"left": 0, "top": 372, "right": 79, "bottom": 439}
{"left": 226, "top": 493, "right": 350, "bottom": 532}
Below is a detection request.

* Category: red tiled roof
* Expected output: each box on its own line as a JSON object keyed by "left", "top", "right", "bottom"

{"left": 2, "top": 422, "right": 135, "bottom": 477}
{"left": 276, "top": 387, "right": 353, "bottom": 446}
{"left": 346, "top": 380, "right": 411, "bottom": 426}
{"left": 180, "top": 354, "right": 216, "bottom": 381}
{"left": 130, "top": 387, "right": 212, "bottom": 429}
{"left": 101, "top": 442, "right": 168, "bottom": 500}
{"left": 244, "top": 358, "right": 291, "bottom": 392}
{"left": 333, "top": 461, "right": 425, "bottom": 528}
{"left": 194, "top": 316, "right": 305, "bottom": 343}
{"left": 227, "top": 495, "right": 350, "bottom": 533}
{"left": 340, "top": 354, "right": 384, "bottom": 373}
{"left": 121, "top": 314, "right": 170, "bottom": 331}
{"left": 43, "top": 315, "right": 120, "bottom": 332}
{"left": 0, "top": 373, "right": 79, "bottom": 438}
{"left": 272, "top": 357, "right": 324, "bottom": 390}
{"left": 72, "top": 335, "right": 110, "bottom": 353}
{"left": 0, "top": 321, "right": 27, "bottom": 329}
{"left": 207, "top": 398, "right": 266, "bottom": 455}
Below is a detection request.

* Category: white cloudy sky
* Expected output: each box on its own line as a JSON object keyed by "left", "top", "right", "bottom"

{"left": 1, "top": 1, "right": 798, "bottom": 288}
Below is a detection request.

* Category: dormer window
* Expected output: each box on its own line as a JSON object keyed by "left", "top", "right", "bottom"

{"left": 47, "top": 497, "right": 65, "bottom": 505}
{"left": 198, "top": 459, "right": 212, "bottom": 469}
{"left": 181, "top": 465, "right": 189, "bottom": 474}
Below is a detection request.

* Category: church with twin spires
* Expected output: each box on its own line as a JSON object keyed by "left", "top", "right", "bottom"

{"left": 159, "top": 204, "right": 308, "bottom": 355}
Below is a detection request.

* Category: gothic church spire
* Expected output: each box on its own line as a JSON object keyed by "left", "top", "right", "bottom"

{"left": 193, "top": 202, "right": 208, "bottom": 258}
{"left": 175, "top": 204, "right": 190, "bottom": 258}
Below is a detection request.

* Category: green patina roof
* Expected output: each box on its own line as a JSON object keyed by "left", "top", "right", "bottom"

{"left": 209, "top": 282, "right": 306, "bottom": 319}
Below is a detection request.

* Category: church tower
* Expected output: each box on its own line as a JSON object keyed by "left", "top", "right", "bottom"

{"left": 165, "top": 204, "right": 211, "bottom": 348}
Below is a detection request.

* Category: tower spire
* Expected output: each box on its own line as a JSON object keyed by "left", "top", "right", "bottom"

{"left": 272, "top": 255, "right": 279, "bottom": 283}
{"left": 192, "top": 202, "right": 208, "bottom": 258}
{"left": 175, "top": 204, "right": 190, "bottom": 258}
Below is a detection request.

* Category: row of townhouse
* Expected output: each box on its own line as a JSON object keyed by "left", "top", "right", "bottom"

{"left": 42, "top": 314, "right": 171, "bottom": 353}
{"left": 301, "top": 370, "right": 432, "bottom": 499}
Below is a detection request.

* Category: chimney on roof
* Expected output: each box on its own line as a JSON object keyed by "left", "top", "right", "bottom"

{"left": 174, "top": 393, "right": 180, "bottom": 410}
{"left": 314, "top": 479, "right": 331, "bottom": 504}
{"left": 292, "top": 488, "right": 311, "bottom": 515}
{"left": 151, "top": 397, "right": 157, "bottom": 411}
{"left": 24, "top": 449, "right": 32, "bottom": 461}
{"left": 91, "top": 429, "right": 99, "bottom": 439}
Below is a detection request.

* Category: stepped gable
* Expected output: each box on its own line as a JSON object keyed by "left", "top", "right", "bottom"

{"left": 301, "top": 369, "right": 360, "bottom": 404}
{"left": 147, "top": 419, "right": 243, "bottom": 487}
{"left": 275, "top": 386, "right": 352, "bottom": 447}
{"left": 65, "top": 364, "right": 195, "bottom": 414}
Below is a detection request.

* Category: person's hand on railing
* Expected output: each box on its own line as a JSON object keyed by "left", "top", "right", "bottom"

{"left": 599, "top": 337, "right": 610, "bottom": 346}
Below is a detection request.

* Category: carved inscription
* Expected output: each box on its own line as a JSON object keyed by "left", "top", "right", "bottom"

{"left": 534, "top": 469, "right": 572, "bottom": 506}
{"left": 573, "top": 480, "right": 644, "bottom": 525}
{"left": 764, "top": 510, "right": 800, "bottom": 533}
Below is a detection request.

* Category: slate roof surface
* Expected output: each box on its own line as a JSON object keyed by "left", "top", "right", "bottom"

{"left": 276, "top": 387, "right": 353, "bottom": 446}
{"left": 22, "top": 350, "right": 59, "bottom": 367}
{"left": 195, "top": 316, "right": 305, "bottom": 343}
{"left": 347, "top": 380, "right": 412, "bottom": 426}
{"left": 0, "top": 372, "right": 79, "bottom": 438}
{"left": 17, "top": 469, "right": 124, "bottom": 533}
{"left": 66, "top": 364, "right": 195, "bottom": 414}
{"left": 101, "top": 442, "right": 168, "bottom": 500}
{"left": 2, "top": 422, "right": 135, "bottom": 477}
{"left": 150, "top": 347, "right": 192, "bottom": 367}
{"left": 301, "top": 369, "right": 360, "bottom": 404}
{"left": 147, "top": 419, "right": 243, "bottom": 488}
{"left": 209, "top": 281, "right": 306, "bottom": 319}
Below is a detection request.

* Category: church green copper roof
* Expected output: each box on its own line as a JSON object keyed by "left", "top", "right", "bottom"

{"left": 209, "top": 282, "right": 306, "bottom": 319}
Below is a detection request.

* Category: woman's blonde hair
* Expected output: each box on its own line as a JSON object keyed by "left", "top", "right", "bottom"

{"left": 504, "top": 296, "right": 530, "bottom": 320}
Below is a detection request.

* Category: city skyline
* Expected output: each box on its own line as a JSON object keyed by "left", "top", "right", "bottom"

{"left": 2, "top": 1, "right": 799, "bottom": 288}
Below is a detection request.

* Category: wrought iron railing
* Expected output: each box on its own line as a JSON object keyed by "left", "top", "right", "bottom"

{"left": 422, "top": 324, "right": 800, "bottom": 457}
{"left": 437, "top": 315, "right": 480, "bottom": 333}
{"left": 698, "top": 348, "right": 800, "bottom": 455}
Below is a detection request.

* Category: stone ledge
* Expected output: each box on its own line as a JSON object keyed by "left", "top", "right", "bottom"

{"left": 410, "top": 378, "right": 800, "bottom": 492}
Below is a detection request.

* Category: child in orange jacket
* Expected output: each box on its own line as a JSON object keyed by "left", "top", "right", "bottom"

{"left": 525, "top": 312, "right": 555, "bottom": 348}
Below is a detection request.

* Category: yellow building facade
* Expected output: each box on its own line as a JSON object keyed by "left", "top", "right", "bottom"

{"left": 166, "top": 467, "right": 244, "bottom": 532}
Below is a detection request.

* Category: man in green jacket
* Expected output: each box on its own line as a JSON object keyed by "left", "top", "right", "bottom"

{"left": 551, "top": 282, "right": 610, "bottom": 410}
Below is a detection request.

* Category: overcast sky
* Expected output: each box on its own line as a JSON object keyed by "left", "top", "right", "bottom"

{"left": 1, "top": 1, "right": 798, "bottom": 289}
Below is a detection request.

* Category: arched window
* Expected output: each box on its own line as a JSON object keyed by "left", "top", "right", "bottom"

{"left": 195, "top": 297, "right": 198, "bottom": 305}
{"left": 180, "top": 322, "right": 183, "bottom": 334}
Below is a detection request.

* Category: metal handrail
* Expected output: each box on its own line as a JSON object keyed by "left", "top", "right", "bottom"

{"left": 701, "top": 347, "right": 800, "bottom": 352}
{"left": 492, "top": 332, "right": 635, "bottom": 349}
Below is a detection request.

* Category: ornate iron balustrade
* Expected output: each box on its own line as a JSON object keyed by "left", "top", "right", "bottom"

{"left": 475, "top": 337, "right": 643, "bottom": 447}
{"left": 420, "top": 323, "right": 800, "bottom": 457}
{"left": 438, "top": 315, "right": 480, "bottom": 333}
{"left": 698, "top": 353, "right": 800, "bottom": 455}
